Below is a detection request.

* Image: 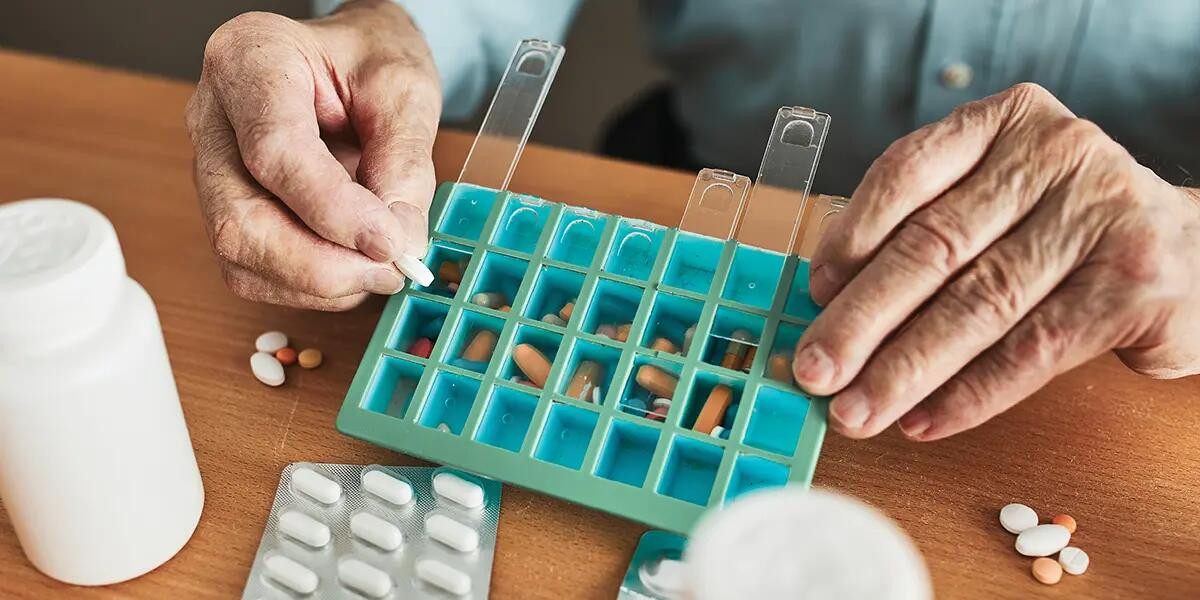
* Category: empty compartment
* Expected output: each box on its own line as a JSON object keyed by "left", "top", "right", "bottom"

{"left": 657, "top": 436, "right": 723, "bottom": 505}
{"left": 679, "top": 371, "right": 744, "bottom": 437}
{"left": 420, "top": 241, "right": 475, "bottom": 297}
{"left": 640, "top": 292, "right": 702, "bottom": 356}
{"left": 501, "top": 324, "right": 564, "bottom": 389}
{"left": 701, "top": 307, "right": 765, "bottom": 372}
{"left": 783, "top": 259, "right": 821, "bottom": 321}
{"left": 465, "top": 252, "right": 530, "bottom": 312}
{"left": 444, "top": 308, "right": 506, "bottom": 373}
{"left": 362, "top": 356, "right": 425, "bottom": 418}
{"left": 603, "top": 218, "right": 666, "bottom": 281}
{"left": 743, "top": 386, "right": 810, "bottom": 457}
{"left": 533, "top": 402, "right": 599, "bottom": 470}
{"left": 491, "top": 195, "right": 552, "bottom": 254}
{"left": 475, "top": 385, "right": 538, "bottom": 452}
{"left": 417, "top": 371, "right": 481, "bottom": 435}
{"left": 549, "top": 207, "right": 606, "bottom": 268}
{"left": 581, "top": 278, "right": 644, "bottom": 338}
{"left": 595, "top": 419, "right": 660, "bottom": 487}
{"left": 618, "top": 355, "right": 683, "bottom": 421}
{"left": 765, "top": 322, "right": 806, "bottom": 386}
{"left": 722, "top": 245, "right": 786, "bottom": 310}
{"left": 557, "top": 338, "right": 621, "bottom": 404}
{"left": 725, "top": 454, "right": 790, "bottom": 502}
{"left": 524, "top": 266, "right": 585, "bottom": 327}
{"left": 663, "top": 232, "right": 723, "bottom": 295}
{"left": 437, "top": 184, "right": 499, "bottom": 241}
{"left": 390, "top": 296, "right": 450, "bottom": 355}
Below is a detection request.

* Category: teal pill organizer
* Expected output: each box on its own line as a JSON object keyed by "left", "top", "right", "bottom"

{"left": 337, "top": 40, "right": 845, "bottom": 534}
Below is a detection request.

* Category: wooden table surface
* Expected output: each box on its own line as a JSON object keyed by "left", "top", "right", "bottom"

{"left": 1, "top": 50, "right": 1197, "bottom": 599}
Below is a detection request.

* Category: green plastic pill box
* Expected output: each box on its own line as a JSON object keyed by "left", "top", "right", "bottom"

{"left": 336, "top": 181, "right": 828, "bottom": 534}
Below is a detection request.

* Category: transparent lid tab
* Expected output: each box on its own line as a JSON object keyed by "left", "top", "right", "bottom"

{"left": 678, "top": 168, "right": 751, "bottom": 241}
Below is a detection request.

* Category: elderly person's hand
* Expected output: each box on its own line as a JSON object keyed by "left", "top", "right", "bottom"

{"left": 794, "top": 83, "right": 1200, "bottom": 441}
{"left": 186, "top": 0, "right": 438, "bottom": 310}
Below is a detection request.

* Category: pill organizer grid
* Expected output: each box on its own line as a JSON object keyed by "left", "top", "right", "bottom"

{"left": 336, "top": 181, "right": 828, "bottom": 534}
{"left": 242, "top": 463, "right": 501, "bottom": 599}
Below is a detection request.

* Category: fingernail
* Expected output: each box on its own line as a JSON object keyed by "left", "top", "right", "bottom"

{"left": 390, "top": 202, "right": 428, "bottom": 257}
{"left": 356, "top": 230, "right": 396, "bottom": 262}
{"left": 898, "top": 406, "right": 932, "bottom": 439}
{"left": 365, "top": 268, "right": 404, "bottom": 294}
{"left": 831, "top": 389, "right": 871, "bottom": 430}
{"left": 792, "top": 343, "right": 835, "bottom": 390}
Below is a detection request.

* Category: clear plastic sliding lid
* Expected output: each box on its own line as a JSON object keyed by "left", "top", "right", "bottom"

{"left": 457, "top": 40, "right": 565, "bottom": 192}
{"left": 678, "top": 168, "right": 751, "bottom": 241}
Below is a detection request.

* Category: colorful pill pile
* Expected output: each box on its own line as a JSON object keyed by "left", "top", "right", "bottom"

{"left": 250, "top": 330, "right": 322, "bottom": 386}
{"left": 998, "top": 503, "right": 1089, "bottom": 585}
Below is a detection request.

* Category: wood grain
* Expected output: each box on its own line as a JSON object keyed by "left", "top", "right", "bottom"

{"left": 1, "top": 50, "right": 1197, "bottom": 599}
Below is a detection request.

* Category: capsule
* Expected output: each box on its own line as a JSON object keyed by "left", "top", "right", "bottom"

{"left": 559, "top": 301, "right": 575, "bottom": 321}
{"left": 721, "top": 329, "right": 754, "bottom": 370}
{"left": 362, "top": 470, "right": 413, "bottom": 506}
{"left": 740, "top": 346, "right": 757, "bottom": 372}
{"left": 471, "top": 292, "right": 508, "bottom": 309}
{"left": 278, "top": 510, "right": 331, "bottom": 548}
{"left": 693, "top": 384, "right": 734, "bottom": 434}
{"left": 265, "top": 554, "right": 319, "bottom": 595}
{"left": 513, "top": 343, "right": 552, "bottom": 388}
{"left": 425, "top": 513, "right": 480, "bottom": 552}
{"left": 636, "top": 365, "right": 678, "bottom": 398}
{"left": 462, "top": 329, "right": 497, "bottom": 362}
{"left": 433, "top": 472, "right": 486, "bottom": 509}
{"left": 350, "top": 511, "right": 403, "bottom": 551}
{"left": 417, "top": 559, "right": 472, "bottom": 596}
{"left": 338, "top": 558, "right": 392, "bottom": 599}
{"left": 650, "top": 337, "right": 678, "bottom": 354}
{"left": 566, "top": 360, "right": 605, "bottom": 401}
{"left": 768, "top": 352, "right": 793, "bottom": 383}
{"left": 291, "top": 467, "right": 342, "bottom": 504}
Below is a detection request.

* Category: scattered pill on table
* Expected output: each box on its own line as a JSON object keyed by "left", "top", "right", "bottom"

{"left": 350, "top": 511, "right": 403, "bottom": 552}
{"left": 291, "top": 467, "right": 343, "bottom": 505}
{"left": 425, "top": 513, "right": 480, "bottom": 552}
{"left": 1058, "top": 547, "right": 1089, "bottom": 575}
{"left": 362, "top": 470, "right": 413, "bottom": 506}
{"left": 471, "top": 292, "right": 508, "bottom": 309}
{"left": 1015, "top": 524, "right": 1070, "bottom": 557}
{"left": 559, "top": 301, "right": 574, "bottom": 320}
{"left": 694, "top": 384, "right": 733, "bottom": 434}
{"left": 278, "top": 510, "right": 331, "bottom": 548}
{"left": 250, "top": 352, "right": 285, "bottom": 386}
{"left": 1031, "top": 557, "right": 1063, "bottom": 585}
{"left": 264, "top": 554, "right": 319, "bottom": 595}
{"left": 255, "top": 330, "right": 288, "bottom": 353}
{"left": 567, "top": 360, "right": 605, "bottom": 402}
{"left": 275, "top": 347, "right": 297, "bottom": 366}
{"left": 541, "top": 313, "right": 568, "bottom": 327}
{"left": 463, "top": 330, "right": 497, "bottom": 362}
{"left": 651, "top": 337, "right": 678, "bottom": 353}
{"left": 407, "top": 337, "right": 434, "bottom": 359}
{"left": 416, "top": 558, "right": 472, "bottom": 596}
{"left": 338, "top": 558, "right": 393, "bottom": 599}
{"left": 1051, "top": 513, "right": 1077, "bottom": 534}
{"left": 636, "top": 365, "right": 679, "bottom": 398}
{"left": 999, "top": 503, "right": 1039, "bottom": 534}
{"left": 433, "top": 472, "right": 486, "bottom": 509}
{"left": 513, "top": 343, "right": 552, "bottom": 388}
{"left": 298, "top": 348, "right": 323, "bottom": 369}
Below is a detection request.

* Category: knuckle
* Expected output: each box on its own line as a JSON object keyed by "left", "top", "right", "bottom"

{"left": 1008, "top": 312, "right": 1071, "bottom": 372}
{"left": 300, "top": 268, "right": 349, "bottom": 299}
{"left": 888, "top": 218, "right": 965, "bottom": 277}
{"left": 238, "top": 123, "right": 291, "bottom": 186}
{"left": 945, "top": 255, "right": 1024, "bottom": 326}
{"left": 1004, "top": 82, "right": 1052, "bottom": 105}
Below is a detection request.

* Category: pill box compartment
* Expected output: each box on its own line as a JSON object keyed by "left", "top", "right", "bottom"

{"left": 465, "top": 252, "right": 531, "bottom": 312}
{"left": 678, "top": 370, "right": 744, "bottom": 433}
{"left": 640, "top": 292, "right": 702, "bottom": 357}
{"left": 363, "top": 356, "right": 426, "bottom": 418}
{"left": 701, "top": 307, "right": 766, "bottom": 371}
{"left": 595, "top": 418, "right": 661, "bottom": 488}
{"left": 558, "top": 338, "right": 622, "bottom": 404}
{"left": 580, "top": 277, "right": 645, "bottom": 336}
{"left": 603, "top": 218, "right": 666, "bottom": 281}
{"left": 437, "top": 184, "right": 499, "bottom": 241}
{"left": 417, "top": 371, "right": 482, "bottom": 435}
{"left": 524, "top": 265, "right": 585, "bottom": 326}
{"left": 549, "top": 207, "right": 606, "bottom": 268}
{"left": 390, "top": 296, "right": 451, "bottom": 354}
{"left": 725, "top": 454, "right": 790, "bottom": 502}
{"left": 657, "top": 436, "right": 723, "bottom": 506}
{"left": 619, "top": 354, "right": 684, "bottom": 419}
{"left": 475, "top": 385, "right": 539, "bottom": 453}
{"left": 743, "top": 385, "right": 810, "bottom": 457}
{"left": 420, "top": 241, "right": 476, "bottom": 297}
{"left": 784, "top": 259, "right": 821, "bottom": 322}
{"left": 443, "top": 308, "right": 506, "bottom": 373}
{"left": 533, "top": 402, "right": 599, "bottom": 470}
{"left": 491, "top": 194, "right": 552, "bottom": 254}
{"left": 662, "top": 232, "right": 723, "bottom": 295}
{"left": 768, "top": 322, "right": 806, "bottom": 387}
{"left": 722, "top": 245, "right": 786, "bottom": 310}
{"left": 500, "top": 324, "right": 565, "bottom": 388}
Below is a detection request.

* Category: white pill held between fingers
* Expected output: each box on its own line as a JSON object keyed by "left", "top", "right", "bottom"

{"left": 416, "top": 558, "right": 472, "bottom": 596}
{"left": 291, "top": 467, "right": 342, "bottom": 504}
{"left": 278, "top": 510, "right": 331, "bottom": 548}
{"left": 1015, "top": 524, "right": 1071, "bottom": 557}
{"left": 351, "top": 512, "right": 403, "bottom": 551}
{"left": 999, "top": 503, "right": 1038, "bottom": 534}
{"left": 426, "top": 513, "right": 480, "bottom": 552}
{"left": 362, "top": 470, "right": 413, "bottom": 506}
{"left": 1058, "top": 546, "right": 1090, "bottom": 575}
{"left": 433, "top": 472, "right": 485, "bottom": 509}
{"left": 338, "top": 558, "right": 392, "bottom": 598}
{"left": 250, "top": 352, "right": 285, "bottom": 386}
{"left": 255, "top": 330, "right": 289, "bottom": 353}
{"left": 395, "top": 254, "right": 435, "bottom": 288}
{"left": 264, "top": 554, "right": 319, "bottom": 595}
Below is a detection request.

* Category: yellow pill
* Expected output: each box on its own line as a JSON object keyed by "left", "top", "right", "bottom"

{"left": 1031, "top": 557, "right": 1062, "bottom": 585}
{"left": 513, "top": 344, "right": 551, "bottom": 388}
{"left": 298, "top": 348, "right": 323, "bottom": 369}
{"left": 635, "top": 365, "right": 678, "bottom": 398}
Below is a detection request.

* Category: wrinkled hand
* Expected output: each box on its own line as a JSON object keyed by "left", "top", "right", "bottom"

{"left": 185, "top": 0, "right": 439, "bottom": 310}
{"left": 795, "top": 83, "right": 1200, "bottom": 441}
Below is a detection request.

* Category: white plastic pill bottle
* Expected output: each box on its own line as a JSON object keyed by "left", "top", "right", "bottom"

{"left": 683, "top": 488, "right": 932, "bottom": 600}
{"left": 0, "top": 199, "right": 204, "bottom": 585}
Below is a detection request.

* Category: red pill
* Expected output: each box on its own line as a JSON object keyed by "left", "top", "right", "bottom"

{"left": 275, "top": 347, "right": 297, "bottom": 366}
{"left": 407, "top": 337, "right": 434, "bottom": 359}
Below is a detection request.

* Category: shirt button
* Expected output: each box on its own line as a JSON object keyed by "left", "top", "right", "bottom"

{"left": 940, "top": 62, "right": 973, "bottom": 89}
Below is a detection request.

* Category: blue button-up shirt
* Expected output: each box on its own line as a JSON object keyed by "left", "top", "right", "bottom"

{"left": 319, "top": 1, "right": 1200, "bottom": 195}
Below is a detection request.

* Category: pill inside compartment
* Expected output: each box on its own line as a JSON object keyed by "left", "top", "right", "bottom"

{"left": 783, "top": 259, "right": 821, "bottom": 322}
{"left": 421, "top": 240, "right": 476, "bottom": 298}
{"left": 722, "top": 245, "right": 786, "bottom": 310}
{"left": 701, "top": 307, "right": 765, "bottom": 373}
{"left": 557, "top": 338, "right": 621, "bottom": 404}
{"left": 662, "top": 232, "right": 724, "bottom": 295}
{"left": 438, "top": 183, "right": 500, "bottom": 241}
{"left": 475, "top": 385, "right": 539, "bottom": 452}
{"left": 594, "top": 418, "right": 661, "bottom": 488}
{"left": 490, "top": 194, "right": 552, "bottom": 254}
{"left": 640, "top": 292, "right": 702, "bottom": 357}
{"left": 657, "top": 436, "right": 724, "bottom": 506}
{"left": 679, "top": 371, "right": 744, "bottom": 438}
{"left": 501, "top": 324, "right": 565, "bottom": 389}
{"left": 603, "top": 218, "right": 666, "bottom": 281}
{"left": 580, "top": 278, "right": 644, "bottom": 338}
{"left": 417, "top": 371, "right": 481, "bottom": 435}
{"left": 533, "top": 401, "right": 600, "bottom": 470}
{"left": 363, "top": 356, "right": 426, "bottom": 418}
{"left": 524, "top": 265, "right": 585, "bottom": 328}
{"left": 390, "top": 296, "right": 450, "bottom": 358}
{"left": 465, "top": 252, "right": 530, "bottom": 312}
{"left": 766, "top": 322, "right": 806, "bottom": 387}
{"left": 725, "top": 454, "right": 791, "bottom": 502}
{"left": 743, "top": 385, "right": 811, "bottom": 457}
{"left": 548, "top": 207, "right": 606, "bottom": 268}
{"left": 618, "top": 355, "right": 683, "bottom": 422}
{"left": 444, "top": 308, "right": 506, "bottom": 373}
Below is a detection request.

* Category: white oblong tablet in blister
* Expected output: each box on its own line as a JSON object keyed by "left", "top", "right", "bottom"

{"left": 351, "top": 511, "right": 403, "bottom": 551}
{"left": 291, "top": 467, "right": 342, "bottom": 504}
{"left": 362, "top": 469, "right": 413, "bottom": 505}
{"left": 264, "top": 554, "right": 319, "bottom": 595}
{"left": 416, "top": 558, "right": 472, "bottom": 596}
{"left": 338, "top": 558, "right": 392, "bottom": 598}
{"left": 432, "top": 472, "right": 484, "bottom": 509}
{"left": 278, "top": 510, "right": 331, "bottom": 548}
{"left": 425, "top": 513, "right": 479, "bottom": 552}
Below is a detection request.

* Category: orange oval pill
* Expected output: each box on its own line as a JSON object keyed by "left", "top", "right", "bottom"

{"left": 1051, "top": 514, "right": 1077, "bottom": 534}
{"left": 566, "top": 360, "right": 604, "bottom": 401}
{"left": 635, "top": 365, "right": 678, "bottom": 398}
{"left": 438, "top": 260, "right": 464, "bottom": 284}
{"left": 275, "top": 347, "right": 297, "bottom": 366}
{"left": 693, "top": 384, "right": 734, "bottom": 434}
{"left": 463, "top": 330, "right": 498, "bottom": 362}
{"left": 513, "top": 344, "right": 551, "bottom": 388}
{"left": 650, "top": 337, "right": 678, "bottom": 353}
{"left": 615, "top": 323, "right": 632, "bottom": 342}
{"left": 768, "top": 353, "right": 792, "bottom": 383}
{"left": 1032, "top": 557, "right": 1062, "bottom": 585}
